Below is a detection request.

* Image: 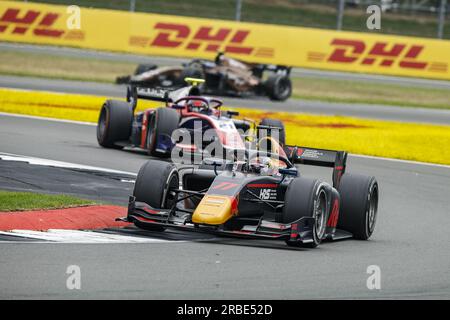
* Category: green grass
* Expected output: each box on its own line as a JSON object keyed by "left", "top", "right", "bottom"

{"left": 0, "top": 50, "right": 136, "bottom": 83}
{"left": 1, "top": 48, "right": 449, "bottom": 110}
{"left": 292, "top": 77, "right": 450, "bottom": 110}
{"left": 0, "top": 190, "right": 96, "bottom": 212}
{"left": 28, "top": 0, "right": 450, "bottom": 39}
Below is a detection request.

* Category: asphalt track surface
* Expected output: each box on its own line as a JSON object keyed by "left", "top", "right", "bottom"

{"left": 2, "top": 74, "right": 450, "bottom": 125}
{"left": 0, "top": 159, "right": 133, "bottom": 205}
{"left": 0, "top": 113, "right": 449, "bottom": 299}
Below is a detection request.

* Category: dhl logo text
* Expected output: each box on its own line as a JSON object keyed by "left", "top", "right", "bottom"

{"left": 308, "top": 38, "right": 447, "bottom": 73}
{"left": 0, "top": 8, "right": 83, "bottom": 40}
{"left": 130, "top": 22, "right": 274, "bottom": 58}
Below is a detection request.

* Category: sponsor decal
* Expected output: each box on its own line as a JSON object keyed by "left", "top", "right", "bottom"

{"left": 308, "top": 38, "right": 448, "bottom": 73}
{"left": 0, "top": 7, "right": 84, "bottom": 40}
{"left": 259, "top": 188, "right": 277, "bottom": 200}
{"left": 245, "top": 187, "right": 278, "bottom": 201}
{"left": 129, "top": 22, "right": 275, "bottom": 58}
{"left": 136, "top": 87, "right": 167, "bottom": 99}
{"left": 301, "top": 149, "right": 324, "bottom": 159}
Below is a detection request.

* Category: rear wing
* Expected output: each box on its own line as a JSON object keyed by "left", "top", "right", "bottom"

{"left": 284, "top": 145, "right": 347, "bottom": 188}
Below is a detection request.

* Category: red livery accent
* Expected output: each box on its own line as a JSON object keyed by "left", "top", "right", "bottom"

{"left": 247, "top": 183, "right": 278, "bottom": 188}
{"left": 327, "top": 199, "right": 340, "bottom": 228}
{"left": 212, "top": 182, "right": 239, "bottom": 191}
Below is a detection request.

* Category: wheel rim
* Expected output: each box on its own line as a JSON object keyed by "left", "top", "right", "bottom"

{"left": 146, "top": 115, "right": 156, "bottom": 152}
{"left": 314, "top": 189, "right": 327, "bottom": 240}
{"left": 367, "top": 184, "right": 379, "bottom": 234}
{"left": 147, "top": 129, "right": 154, "bottom": 151}
{"left": 277, "top": 78, "right": 291, "bottom": 99}
{"left": 97, "top": 107, "right": 108, "bottom": 140}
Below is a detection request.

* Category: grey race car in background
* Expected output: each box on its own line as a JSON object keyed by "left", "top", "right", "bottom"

{"left": 116, "top": 52, "right": 292, "bottom": 101}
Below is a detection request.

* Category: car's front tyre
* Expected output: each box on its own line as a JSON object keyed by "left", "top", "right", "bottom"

{"left": 133, "top": 160, "right": 179, "bottom": 232}
{"left": 282, "top": 178, "right": 329, "bottom": 248}
{"left": 337, "top": 173, "right": 379, "bottom": 240}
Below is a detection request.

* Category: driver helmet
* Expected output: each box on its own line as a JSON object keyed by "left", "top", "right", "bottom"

{"left": 187, "top": 100, "right": 209, "bottom": 113}
{"left": 250, "top": 156, "right": 278, "bottom": 176}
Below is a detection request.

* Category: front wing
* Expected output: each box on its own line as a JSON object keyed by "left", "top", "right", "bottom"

{"left": 118, "top": 196, "right": 317, "bottom": 244}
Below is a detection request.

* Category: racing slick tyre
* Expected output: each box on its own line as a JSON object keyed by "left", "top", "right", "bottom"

{"left": 281, "top": 178, "right": 328, "bottom": 248}
{"left": 147, "top": 107, "right": 180, "bottom": 157}
{"left": 265, "top": 74, "right": 292, "bottom": 101}
{"left": 337, "top": 174, "right": 379, "bottom": 240}
{"left": 133, "top": 160, "right": 180, "bottom": 232}
{"left": 134, "top": 63, "right": 157, "bottom": 75}
{"left": 97, "top": 100, "right": 133, "bottom": 149}
{"left": 259, "top": 118, "right": 286, "bottom": 147}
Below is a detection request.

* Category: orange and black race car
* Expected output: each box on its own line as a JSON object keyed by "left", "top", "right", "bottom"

{"left": 119, "top": 140, "right": 379, "bottom": 248}
{"left": 116, "top": 52, "right": 292, "bottom": 101}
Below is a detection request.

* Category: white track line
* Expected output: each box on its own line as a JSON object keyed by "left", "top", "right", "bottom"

{"left": 0, "top": 229, "right": 176, "bottom": 244}
{"left": 0, "top": 152, "right": 136, "bottom": 176}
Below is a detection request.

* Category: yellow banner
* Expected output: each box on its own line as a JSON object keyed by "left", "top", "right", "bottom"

{"left": 1, "top": 1, "right": 449, "bottom": 80}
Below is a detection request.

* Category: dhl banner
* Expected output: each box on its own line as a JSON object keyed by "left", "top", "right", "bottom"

{"left": 1, "top": 1, "right": 449, "bottom": 80}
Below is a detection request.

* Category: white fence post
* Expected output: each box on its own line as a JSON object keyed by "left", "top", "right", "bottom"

{"left": 437, "top": 0, "right": 447, "bottom": 39}
{"left": 235, "top": 0, "right": 242, "bottom": 21}
{"left": 337, "top": 0, "right": 345, "bottom": 30}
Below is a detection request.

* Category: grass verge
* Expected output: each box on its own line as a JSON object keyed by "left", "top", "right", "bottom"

{"left": 0, "top": 190, "right": 96, "bottom": 212}
{"left": 1, "top": 88, "right": 450, "bottom": 165}
{"left": 0, "top": 50, "right": 136, "bottom": 83}
{"left": 0, "top": 50, "right": 449, "bottom": 110}
{"left": 291, "top": 77, "right": 450, "bottom": 110}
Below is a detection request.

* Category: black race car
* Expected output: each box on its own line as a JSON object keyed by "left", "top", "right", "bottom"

{"left": 116, "top": 52, "right": 292, "bottom": 101}
{"left": 119, "top": 140, "right": 379, "bottom": 249}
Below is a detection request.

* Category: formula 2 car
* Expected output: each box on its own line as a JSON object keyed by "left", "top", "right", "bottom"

{"left": 116, "top": 52, "right": 292, "bottom": 101}
{"left": 97, "top": 79, "right": 286, "bottom": 159}
{"left": 120, "top": 140, "right": 379, "bottom": 248}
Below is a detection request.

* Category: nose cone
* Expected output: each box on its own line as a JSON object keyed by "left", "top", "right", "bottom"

{"left": 192, "top": 195, "right": 236, "bottom": 225}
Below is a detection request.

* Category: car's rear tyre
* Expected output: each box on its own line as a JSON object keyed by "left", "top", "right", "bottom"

{"left": 147, "top": 108, "right": 180, "bottom": 157}
{"left": 265, "top": 74, "right": 292, "bottom": 101}
{"left": 97, "top": 100, "right": 133, "bottom": 148}
{"left": 133, "top": 160, "right": 179, "bottom": 231}
{"left": 134, "top": 63, "right": 157, "bottom": 75}
{"left": 259, "top": 118, "right": 286, "bottom": 147}
{"left": 281, "top": 178, "right": 328, "bottom": 248}
{"left": 337, "top": 173, "right": 379, "bottom": 240}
